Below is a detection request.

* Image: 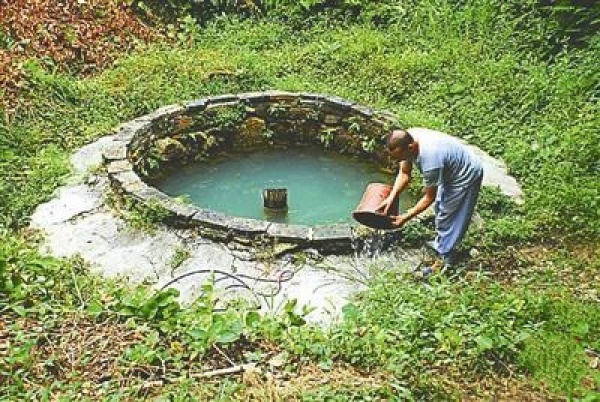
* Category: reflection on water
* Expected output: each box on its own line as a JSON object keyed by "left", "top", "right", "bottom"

{"left": 155, "top": 147, "right": 413, "bottom": 225}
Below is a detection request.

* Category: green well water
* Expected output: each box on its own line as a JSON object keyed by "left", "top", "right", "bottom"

{"left": 155, "top": 147, "right": 413, "bottom": 225}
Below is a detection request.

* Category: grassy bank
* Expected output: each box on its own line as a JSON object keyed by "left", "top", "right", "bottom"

{"left": 1, "top": 1, "right": 599, "bottom": 399}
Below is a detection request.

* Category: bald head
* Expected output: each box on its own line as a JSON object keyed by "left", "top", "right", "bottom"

{"left": 386, "top": 129, "right": 414, "bottom": 152}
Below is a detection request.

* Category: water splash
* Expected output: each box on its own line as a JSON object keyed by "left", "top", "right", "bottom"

{"left": 342, "top": 227, "right": 403, "bottom": 283}
{"left": 351, "top": 227, "right": 403, "bottom": 259}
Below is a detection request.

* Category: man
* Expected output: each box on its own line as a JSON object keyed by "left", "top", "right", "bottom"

{"left": 379, "top": 128, "right": 483, "bottom": 267}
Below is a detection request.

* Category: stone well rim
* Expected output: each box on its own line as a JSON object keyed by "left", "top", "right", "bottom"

{"left": 103, "top": 91, "right": 400, "bottom": 252}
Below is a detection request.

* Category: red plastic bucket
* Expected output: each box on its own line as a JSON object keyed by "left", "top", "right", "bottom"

{"left": 352, "top": 183, "right": 399, "bottom": 229}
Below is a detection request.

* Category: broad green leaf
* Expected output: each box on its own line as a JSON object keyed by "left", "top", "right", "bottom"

{"left": 476, "top": 335, "right": 494, "bottom": 351}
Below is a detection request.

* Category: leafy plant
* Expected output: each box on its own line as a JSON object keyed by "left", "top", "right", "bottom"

{"left": 360, "top": 136, "right": 377, "bottom": 153}
{"left": 271, "top": 273, "right": 542, "bottom": 376}
{"left": 477, "top": 186, "right": 518, "bottom": 219}
{"left": 318, "top": 127, "right": 337, "bottom": 148}
{"left": 344, "top": 116, "right": 362, "bottom": 134}
{"left": 261, "top": 128, "right": 275, "bottom": 139}
{"left": 118, "top": 197, "right": 171, "bottom": 232}
{"left": 116, "top": 286, "right": 181, "bottom": 321}
{"left": 400, "top": 220, "right": 434, "bottom": 246}
{"left": 267, "top": 102, "right": 288, "bottom": 119}
{"left": 209, "top": 103, "right": 248, "bottom": 130}
{"left": 519, "top": 332, "right": 589, "bottom": 398}
{"left": 170, "top": 246, "right": 191, "bottom": 269}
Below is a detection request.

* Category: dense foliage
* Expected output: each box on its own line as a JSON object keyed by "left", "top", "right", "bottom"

{"left": 1, "top": 0, "right": 598, "bottom": 399}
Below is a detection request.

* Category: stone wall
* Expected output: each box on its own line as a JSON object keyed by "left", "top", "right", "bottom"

{"left": 103, "top": 91, "right": 400, "bottom": 253}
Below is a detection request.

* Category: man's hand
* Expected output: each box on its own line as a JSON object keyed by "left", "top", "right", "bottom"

{"left": 391, "top": 186, "right": 436, "bottom": 227}
{"left": 390, "top": 214, "right": 410, "bottom": 228}
{"left": 377, "top": 196, "right": 395, "bottom": 215}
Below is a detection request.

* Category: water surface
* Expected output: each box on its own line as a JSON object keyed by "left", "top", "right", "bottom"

{"left": 155, "top": 147, "right": 413, "bottom": 225}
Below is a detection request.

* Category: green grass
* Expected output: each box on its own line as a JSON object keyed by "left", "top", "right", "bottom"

{"left": 257, "top": 269, "right": 600, "bottom": 398}
{"left": 520, "top": 332, "right": 590, "bottom": 398}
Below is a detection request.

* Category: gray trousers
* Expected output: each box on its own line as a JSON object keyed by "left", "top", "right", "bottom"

{"left": 432, "top": 172, "right": 483, "bottom": 257}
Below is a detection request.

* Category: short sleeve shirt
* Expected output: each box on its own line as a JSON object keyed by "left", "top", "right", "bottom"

{"left": 422, "top": 167, "right": 442, "bottom": 187}
{"left": 408, "top": 128, "right": 483, "bottom": 189}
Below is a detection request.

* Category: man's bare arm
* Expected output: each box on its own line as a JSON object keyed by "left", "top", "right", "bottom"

{"left": 392, "top": 185, "right": 437, "bottom": 226}
{"left": 380, "top": 161, "right": 413, "bottom": 214}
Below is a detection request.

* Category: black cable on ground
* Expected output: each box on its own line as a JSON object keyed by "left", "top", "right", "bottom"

{"left": 158, "top": 267, "right": 295, "bottom": 307}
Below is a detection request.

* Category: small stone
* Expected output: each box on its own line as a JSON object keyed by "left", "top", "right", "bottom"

{"left": 114, "top": 119, "right": 152, "bottom": 142}
{"left": 111, "top": 171, "right": 147, "bottom": 194}
{"left": 311, "top": 224, "right": 353, "bottom": 241}
{"left": 238, "top": 91, "right": 270, "bottom": 102}
{"left": 164, "top": 201, "right": 199, "bottom": 220}
{"left": 323, "top": 114, "right": 341, "bottom": 125}
{"left": 205, "top": 101, "right": 241, "bottom": 111}
{"left": 101, "top": 143, "right": 127, "bottom": 162}
{"left": 138, "top": 104, "right": 184, "bottom": 122}
{"left": 191, "top": 209, "right": 231, "bottom": 231}
{"left": 206, "top": 94, "right": 239, "bottom": 104}
{"left": 227, "top": 217, "right": 270, "bottom": 236}
{"left": 273, "top": 242, "right": 300, "bottom": 256}
{"left": 155, "top": 137, "right": 186, "bottom": 162}
{"left": 184, "top": 98, "right": 208, "bottom": 113}
{"left": 264, "top": 90, "right": 296, "bottom": 102}
{"left": 326, "top": 95, "right": 354, "bottom": 108}
{"left": 349, "top": 104, "right": 375, "bottom": 117}
{"left": 268, "top": 352, "right": 288, "bottom": 368}
{"left": 299, "top": 93, "right": 328, "bottom": 102}
{"left": 106, "top": 160, "right": 132, "bottom": 174}
{"left": 241, "top": 117, "right": 266, "bottom": 136}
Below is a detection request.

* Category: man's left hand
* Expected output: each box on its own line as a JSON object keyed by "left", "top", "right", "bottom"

{"left": 390, "top": 214, "right": 410, "bottom": 227}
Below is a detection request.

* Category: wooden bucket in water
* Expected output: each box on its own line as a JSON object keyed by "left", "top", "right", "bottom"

{"left": 263, "top": 188, "right": 288, "bottom": 210}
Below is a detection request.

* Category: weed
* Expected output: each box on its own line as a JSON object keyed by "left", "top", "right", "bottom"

{"left": 519, "top": 332, "right": 589, "bottom": 398}
{"left": 209, "top": 103, "right": 247, "bottom": 130}
{"left": 170, "top": 246, "right": 191, "bottom": 270}
{"left": 318, "top": 127, "right": 337, "bottom": 148}
{"left": 261, "top": 127, "right": 275, "bottom": 139}
{"left": 120, "top": 197, "right": 171, "bottom": 233}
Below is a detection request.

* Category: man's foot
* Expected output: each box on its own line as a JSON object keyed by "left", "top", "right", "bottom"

{"left": 412, "top": 265, "right": 433, "bottom": 280}
{"left": 442, "top": 252, "right": 457, "bottom": 268}
{"left": 412, "top": 260, "right": 444, "bottom": 280}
